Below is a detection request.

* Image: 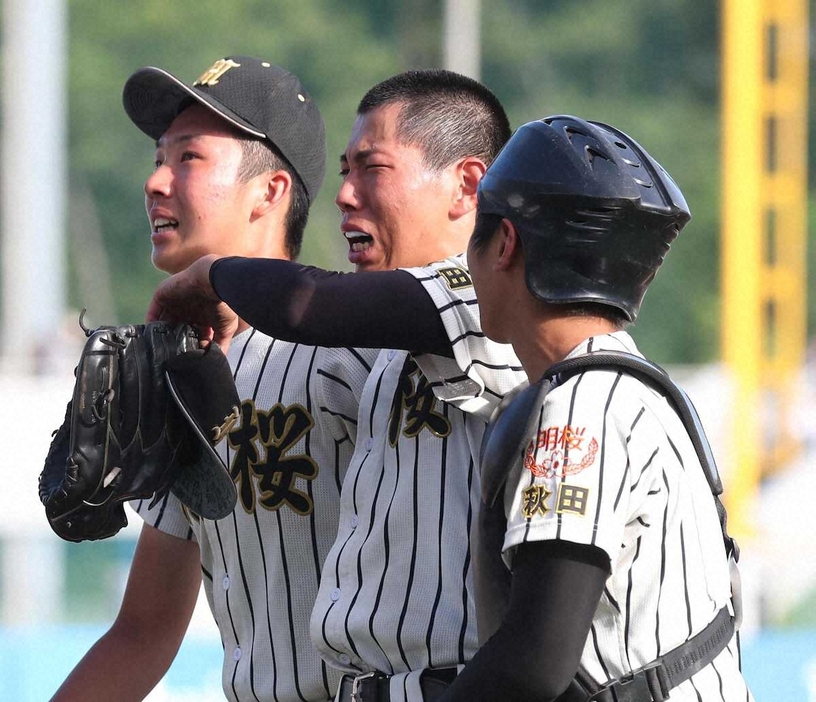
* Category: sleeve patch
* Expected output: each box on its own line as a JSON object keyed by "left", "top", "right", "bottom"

{"left": 438, "top": 266, "right": 472, "bottom": 290}
{"left": 522, "top": 484, "right": 552, "bottom": 519}
{"left": 556, "top": 484, "right": 589, "bottom": 516}
{"left": 524, "top": 426, "right": 598, "bottom": 478}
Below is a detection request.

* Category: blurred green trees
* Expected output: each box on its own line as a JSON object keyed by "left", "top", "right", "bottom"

{"left": 65, "top": 0, "right": 813, "bottom": 363}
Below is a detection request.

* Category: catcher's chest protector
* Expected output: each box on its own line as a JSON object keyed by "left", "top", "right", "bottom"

{"left": 474, "top": 351, "right": 740, "bottom": 702}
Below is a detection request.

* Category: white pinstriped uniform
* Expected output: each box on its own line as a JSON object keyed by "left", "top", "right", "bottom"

{"left": 135, "top": 328, "right": 378, "bottom": 702}
{"left": 310, "top": 254, "right": 526, "bottom": 702}
{"left": 502, "top": 332, "right": 753, "bottom": 701}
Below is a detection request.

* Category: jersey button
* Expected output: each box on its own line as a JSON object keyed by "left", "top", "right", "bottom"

{"left": 350, "top": 514, "right": 359, "bottom": 529}
{"left": 233, "top": 647, "right": 242, "bottom": 661}
{"left": 331, "top": 588, "right": 342, "bottom": 602}
{"left": 338, "top": 653, "right": 351, "bottom": 665}
{"left": 222, "top": 575, "right": 231, "bottom": 590}
{"left": 364, "top": 437, "right": 374, "bottom": 451}
{"left": 387, "top": 349, "right": 397, "bottom": 361}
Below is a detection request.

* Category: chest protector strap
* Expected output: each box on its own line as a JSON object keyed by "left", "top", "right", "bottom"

{"left": 475, "top": 351, "right": 741, "bottom": 702}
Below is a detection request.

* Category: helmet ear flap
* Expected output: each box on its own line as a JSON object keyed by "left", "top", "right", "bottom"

{"left": 477, "top": 116, "right": 691, "bottom": 321}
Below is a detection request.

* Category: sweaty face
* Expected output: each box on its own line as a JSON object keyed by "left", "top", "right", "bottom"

{"left": 336, "top": 103, "right": 460, "bottom": 271}
{"left": 144, "top": 104, "right": 260, "bottom": 275}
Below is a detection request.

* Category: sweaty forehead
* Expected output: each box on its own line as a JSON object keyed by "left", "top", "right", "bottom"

{"left": 342, "top": 105, "right": 406, "bottom": 157}
{"left": 349, "top": 105, "right": 400, "bottom": 149}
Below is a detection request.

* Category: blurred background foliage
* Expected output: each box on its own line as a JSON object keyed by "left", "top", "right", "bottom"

{"left": 65, "top": 0, "right": 814, "bottom": 363}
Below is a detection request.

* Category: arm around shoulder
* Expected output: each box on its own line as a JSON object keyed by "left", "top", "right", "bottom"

{"left": 50, "top": 523, "right": 201, "bottom": 702}
{"left": 211, "top": 258, "right": 453, "bottom": 355}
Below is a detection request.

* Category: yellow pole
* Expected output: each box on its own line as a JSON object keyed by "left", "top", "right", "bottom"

{"left": 721, "top": 0, "right": 763, "bottom": 540}
{"left": 761, "top": 2, "right": 809, "bottom": 469}
{"left": 721, "top": 0, "right": 808, "bottom": 540}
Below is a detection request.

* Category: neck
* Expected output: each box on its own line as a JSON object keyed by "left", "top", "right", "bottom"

{"left": 511, "top": 314, "right": 621, "bottom": 383}
{"left": 230, "top": 222, "right": 291, "bottom": 339}
{"left": 450, "top": 214, "right": 476, "bottom": 256}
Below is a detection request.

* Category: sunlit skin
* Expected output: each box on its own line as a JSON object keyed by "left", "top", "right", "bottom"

{"left": 144, "top": 103, "right": 293, "bottom": 342}
{"left": 144, "top": 104, "right": 289, "bottom": 276}
{"left": 148, "top": 101, "right": 483, "bottom": 348}
{"left": 336, "top": 102, "right": 478, "bottom": 271}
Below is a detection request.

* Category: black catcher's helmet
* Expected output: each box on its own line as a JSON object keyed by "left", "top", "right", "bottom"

{"left": 477, "top": 116, "right": 691, "bottom": 321}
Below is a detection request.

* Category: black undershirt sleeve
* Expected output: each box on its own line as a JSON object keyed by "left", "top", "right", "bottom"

{"left": 210, "top": 256, "right": 454, "bottom": 357}
{"left": 438, "top": 540, "right": 611, "bottom": 702}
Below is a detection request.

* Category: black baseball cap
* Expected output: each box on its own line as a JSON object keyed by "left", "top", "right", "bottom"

{"left": 123, "top": 55, "right": 326, "bottom": 203}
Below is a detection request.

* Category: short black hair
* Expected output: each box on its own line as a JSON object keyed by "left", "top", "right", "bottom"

{"left": 557, "top": 302, "right": 630, "bottom": 328}
{"left": 238, "top": 137, "right": 310, "bottom": 260}
{"left": 358, "top": 69, "right": 510, "bottom": 170}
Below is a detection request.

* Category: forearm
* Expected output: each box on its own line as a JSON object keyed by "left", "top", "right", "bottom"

{"left": 210, "top": 257, "right": 453, "bottom": 356}
{"left": 440, "top": 541, "right": 610, "bottom": 702}
{"left": 51, "top": 525, "right": 201, "bottom": 701}
{"left": 50, "top": 618, "right": 183, "bottom": 702}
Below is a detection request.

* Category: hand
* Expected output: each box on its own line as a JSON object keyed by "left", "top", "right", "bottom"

{"left": 146, "top": 255, "right": 240, "bottom": 352}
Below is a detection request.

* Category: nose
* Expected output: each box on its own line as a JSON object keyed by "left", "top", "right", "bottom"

{"left": 144, "top": 164, "right": 172, "bottom": 200}
{"left": 335, "top": 172, "right": 359, "bottom": 213}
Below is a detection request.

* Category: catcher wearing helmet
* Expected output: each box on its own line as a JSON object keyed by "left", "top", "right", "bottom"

{"left": 436, "top": 117, "right": 753, "bottom": 702}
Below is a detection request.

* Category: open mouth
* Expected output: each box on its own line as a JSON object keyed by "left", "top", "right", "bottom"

{"left": 343, "top": 231, "right": 374, "bottom": 253}
{"left": 153, "top": 217, "right": 179, "bottom": 233}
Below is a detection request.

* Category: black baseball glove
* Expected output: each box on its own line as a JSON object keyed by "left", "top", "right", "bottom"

{"left": 38, "top": 317, "right": 240, "bottom": 542}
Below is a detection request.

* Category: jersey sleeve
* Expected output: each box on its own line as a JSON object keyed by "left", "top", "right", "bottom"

{"left": 401, "top": 255, "right": 526, "bottom": 419}
{"left": 502, "top": 371, "right": 651, "bottom": 564}
{"left": 129, "top": 491, "right": 196, "bottom": 541}
{"left": 314, "top": 346, "right": 378, "bottom": 445}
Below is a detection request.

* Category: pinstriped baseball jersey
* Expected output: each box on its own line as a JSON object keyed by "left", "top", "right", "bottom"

{"left": 503, "top": 332, "right": 752, "bottom": 701}
{"left": 135, "top": 328, "right": 378, "bottom": 702}
{"left": 310, "top": 254, "right": 525, "bottom": 701}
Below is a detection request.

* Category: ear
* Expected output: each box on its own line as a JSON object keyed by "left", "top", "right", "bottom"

{"left": 450, "top": 156, "right": 487, "bottom": 218}
{"left": 250, "top": 170, "right": 292, "bottom": 222}
{"left": 494, "top": 219, "right": 522, "bottom": 273}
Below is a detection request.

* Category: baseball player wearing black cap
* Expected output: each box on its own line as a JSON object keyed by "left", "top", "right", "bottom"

{"left": 144, "top": 69, "right": 527, "bottom": 702}
{"left": 123, "top": 56, "right": 326, "bottom": 206}
{"left": 435, "top": 116, "right": 754, "bottom": 701}
{"left": 50, "top": 56, "right": 377, "bottom": 702}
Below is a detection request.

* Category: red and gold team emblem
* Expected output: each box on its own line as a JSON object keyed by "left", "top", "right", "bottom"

{"left": 524, "top": 425, "right": 598, "bottom": 478}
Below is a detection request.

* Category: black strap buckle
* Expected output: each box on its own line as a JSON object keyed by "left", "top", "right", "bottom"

{"left": 350, "top": 671, "right": 380, "bottom": 702}
{"left": 589, "top": 662, "right": 671, "bottom": 702}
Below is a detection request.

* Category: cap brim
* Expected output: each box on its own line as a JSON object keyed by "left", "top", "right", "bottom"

{"left": 123, "top": 66, "right": 265, "bottom": 142}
